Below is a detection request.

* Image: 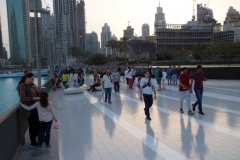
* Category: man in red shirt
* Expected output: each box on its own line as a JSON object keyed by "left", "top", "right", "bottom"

{"left": 179, "top": 67, "right": 193, "bottom": 115}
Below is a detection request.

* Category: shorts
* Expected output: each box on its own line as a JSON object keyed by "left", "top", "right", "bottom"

{"left": 167, "top": 75, "right": 172, "bottom": 79}
{"left": 156, "top": 78, "right": 161, "bottom": 84}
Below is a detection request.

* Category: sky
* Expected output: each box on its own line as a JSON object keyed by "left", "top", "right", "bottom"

{"left": 0, "top": 0, "right": 240, "bottom": 58}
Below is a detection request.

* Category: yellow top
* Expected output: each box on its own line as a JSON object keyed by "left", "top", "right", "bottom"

{"left": 61, "top": 74, "right": 68, "bottom": 81}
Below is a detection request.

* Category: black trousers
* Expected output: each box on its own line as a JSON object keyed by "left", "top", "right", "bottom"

{"left": 126, "top": 78, "right": 129, "bottom": 85}
{"left": 133, "top": 76, "right": 135, "bottom": 82}
{"left": 28, "top": 108, "right": 40, "bottom": 145}
{"left": 89, "top": 83, "right": 100, "bottom": 90}
{"left": 143, "top": 94, "right": 153, "bottom": 117}
{"left": 114, "top": 81, "right": 120, "bottom": 92}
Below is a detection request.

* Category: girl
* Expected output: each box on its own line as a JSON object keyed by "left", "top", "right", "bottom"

{"left": 126, "top": 68, "right": 133, "bottom": 89}
{"left": 20, "top": 92, "right": 58, "bottom": 150}
{"left": 161, "top": 69, "right": 167, "bottom": 90}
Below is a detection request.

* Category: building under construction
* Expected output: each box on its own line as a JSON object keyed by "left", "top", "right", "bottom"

{"left": 155, "top": 23, "right": 213, "bottom": 54}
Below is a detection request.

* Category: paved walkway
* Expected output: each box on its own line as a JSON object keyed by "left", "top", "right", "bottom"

{"left": 16, "top": 75, "right": 240, "bottom": 160}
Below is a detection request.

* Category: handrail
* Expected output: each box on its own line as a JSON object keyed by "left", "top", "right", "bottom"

{"left": 0, "top": 78, "right": 52, "bottom": 160}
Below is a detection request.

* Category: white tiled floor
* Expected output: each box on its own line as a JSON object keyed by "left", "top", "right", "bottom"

{"left": 17, "top": 75, "right": 240, "bottom": 160}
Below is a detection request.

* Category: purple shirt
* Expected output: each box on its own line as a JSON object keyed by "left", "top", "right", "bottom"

{"left": 191, "top": 72, "right": 205, "bottom": 88}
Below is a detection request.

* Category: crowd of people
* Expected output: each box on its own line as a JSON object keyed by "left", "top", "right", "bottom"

{"left": 16, "top": 64, "right": 207, "bottom": 150}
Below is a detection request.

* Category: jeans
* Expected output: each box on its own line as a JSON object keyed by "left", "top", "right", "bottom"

{"left": 143, "top": 94, "right": 153, "bottom": 117}
{"left": 104, "top": 88, "right": 112, "bottom": 101}
{"left": 193, "top": 87, "right": 203, "bottom": 112}
{"left": 128, "top": 78, "right": 133, "bottom": 89}
{"left": 38, "top": 120, "right": 53, "bottom": 146}
{"left": 172, "top": 74, "right": 177, "bottom": 85}
{"left": 179, "top": 90, "right": 191, "bottom": 110}
{"left": 114, "top": 81, "right": 120, "bottom": 92}
{"left": 28, "top": 109, "right": 40, "bottom": 145}
{"left": 62, "top": 81, "right": 67, "bottom": 88}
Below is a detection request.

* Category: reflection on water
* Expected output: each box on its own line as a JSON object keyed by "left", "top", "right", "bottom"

{"left": 0, "top": 76, "right": 50, "bottom": 116}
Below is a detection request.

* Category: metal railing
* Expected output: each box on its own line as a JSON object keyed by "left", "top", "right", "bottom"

{"left": 0, "top": 78, "right": 52, "bottom": 160}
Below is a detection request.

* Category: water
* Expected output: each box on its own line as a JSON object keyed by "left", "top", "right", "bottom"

{"left": 0, "top": 77, "right": 50, "bottom": 116}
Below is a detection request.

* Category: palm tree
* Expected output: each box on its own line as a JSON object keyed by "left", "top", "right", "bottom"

{"left": 120, "top": 37, "right": 128, "bottom": 62}
{"left": 106, "top": 39, "right": 118, "bottom": 63}
{"left": 68, "top": 46, "right": 81, "bottom": 62}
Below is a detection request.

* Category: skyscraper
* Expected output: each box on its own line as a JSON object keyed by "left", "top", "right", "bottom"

{"left": 142, "top": 24, "right": 150, "bottom": 40}
{"left": 53, "top": 0, "right": 77, "bottom": 64}
{"left": 123, "top": 26, "right": 134, "bottom": 39}
{"left": 6, "top": 0, "right": 32, "bottom": 64}
{"left": 101, "top": 23, "right": 111, "bottom": 55}
{"left": 2, "top": 47, "right": 8, "bottom": 59}
{"left": 76, "top": 0, "right": 86, "bottom": 51}
{"left": 154, "top": 2, "right": 166, "bottom": 32}
{"left": 86, "top": 31, "right": 99, "bottom": 54}
{"left": 0, "top": 15, "right": 3, "bottom": 59}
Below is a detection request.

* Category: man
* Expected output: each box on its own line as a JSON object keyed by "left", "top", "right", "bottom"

{"left": 102, "top": 69, "right": 113, "bottom": 103}
{"left": 155, "top": 67, "right": 162, "bottom": 91}
{"left": 140, "top": 70, "right": 157, "bottom": 120}
{"left": 172, "top": 65, "right": 178, "bottom": 85}
{"left": 179, "top": 67, "right": 193, "bottom": 115}
{"left": 61, "top": 72, "right": 68, "bottom": 89}
{"left": 132, "top": 67, "right": 136, "bottom": 82}
{"left": 190, "top": 65, "right": 207, "bottom": 115}
{"left": 167, "top": 65, "right": 172, "bottom": 85}
{"left": 112, "top": 68, "right": 120, "bottom": 93}
{"left": 100, "top": 68, "right": 106, "bottom": 80}
{"left": 124, "top": 67, "right": 130, "bottom": 85}
{"left": 117, "top": 66, "right": 121, "bottom": 81}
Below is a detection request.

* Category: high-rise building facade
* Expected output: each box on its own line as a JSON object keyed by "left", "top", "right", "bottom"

{"left": 142, "top": 24, "right": 150, "bottom": 40}
{"left": 53, "top": 0, "right": 77, "bottom": 64}
{"left": 6, "top": 0, "right": 32, "bottom": 64}
{"left": 154, "top": 2, "right": 166, "bottom": 32}
{"left": 30, "top": 17, "right": 44, "bottom": 64}
{"left": 76, "top": 0, "right": 86, "bottom": 51}
{"left": 0, "top": 15, "right": 3, "bottom": 59}
{"left": 86, "top": 32, "right": 99, "bottom": 54}
{"left": 101, "top": 23, "right": 111, "bottom": 55}
{"left": 123, "top": 26, "right": 134, "bottom": 39}
{"left": 2, "top": 47, "right": 8, "bottom": 59}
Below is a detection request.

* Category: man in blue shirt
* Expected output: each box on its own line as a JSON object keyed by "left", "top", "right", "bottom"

{"left": 167, "top": 65, "right": 172, "bottom": 85}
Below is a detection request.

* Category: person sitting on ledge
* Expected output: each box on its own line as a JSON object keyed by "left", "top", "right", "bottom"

{"left": 87, "top": 75, "right": 101, "bottom": 91}
{"left": 73, "top": 80, "right": 79, "bottom": 88}
{"left": 79, "top": 77, "right": 85, "bottom": 86}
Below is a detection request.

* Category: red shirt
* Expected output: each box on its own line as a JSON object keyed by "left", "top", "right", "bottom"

{"left": 54, "top": 72, "right": 58, "bottom": 78}
{"left": 191, "top": 72, "right": 205, "bottom": 88}
{"left": 179, "top": 74, "right": 190, "bottom": 91}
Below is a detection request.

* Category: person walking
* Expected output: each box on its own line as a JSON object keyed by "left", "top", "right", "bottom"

{"left": 102, "top": 69, "right": 113, "bottom": 103}
{"left": 61, "top": 72, "right": 68, "bottom": 89}
{"left": 117, "top": 66, "right": 121, "bottom": 81}
{"left": 190, "top": 65, "right": 207, "bottom": 115}
{"left": 179, "top": 67, "right": 193, "bottom": 115}
{"left": 126, "top": 68, "right": 133, "bottom": 89}
{"left": 161, "top": 69, "right": 167, "bottom": 90}
{"left": 20, "top": 92, "right": 58, "bottom": 149}
{"left": 112, "top": 68, "right": 120, "bottom": 93}
{"left": 124, "top": 67, "right": 129, "bottom": 84}
{"left": 155, "top": 67, "right": 163, "bottom": 91}
{"left": 172, "top": 65, "right": 178, "bottom": 85}
{"left": 17, "top": 73, "right": 40, "bottom": 147}
{"left": 140, "top": 70, "right": 157, "bottom": 120}
{"left": 132, "top": 67, "right": 136, "bottom": 82}
{"left": 167, "top": 65, "right": 172, "bottom": 85}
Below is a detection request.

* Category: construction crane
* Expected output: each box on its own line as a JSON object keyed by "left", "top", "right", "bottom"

{"left": 205, "top": 0, "right": 210, "bottom": 8}
{"left": 127, "top": 19, "right": 133, "bottom": 26}
{"left": 43, "top": 0, "right": 51, "bottom": 12}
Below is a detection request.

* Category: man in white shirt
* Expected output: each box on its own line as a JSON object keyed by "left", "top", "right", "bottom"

{"left": 124, "top": 67, "right": 130, "bottom": 84}
{"left": 102, "top": 69, "right": 113, "bottom": 103}
{"left": 140, "top": 70, "right": 157, "bottom": 120}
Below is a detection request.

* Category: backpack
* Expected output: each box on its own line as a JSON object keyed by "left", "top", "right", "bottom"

{"left": 158, "top": 70, "right": 163, "bottom": 78}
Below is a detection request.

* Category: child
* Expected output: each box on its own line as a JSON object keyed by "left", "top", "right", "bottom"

{"left": 161, "top": 69, "right": 167, "bottom": 90}
{"left": 20, "top": 92, "right": 58, "bottom": 150}
{"left": 136, "top": 76, "right": 142, "bottom": 89}
{"left": 73, "top": 80, "right": 79, "bottom": 88}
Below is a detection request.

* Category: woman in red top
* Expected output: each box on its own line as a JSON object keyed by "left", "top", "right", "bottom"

{"left": 179, "top": 67, "right": 193, "bottom": 115}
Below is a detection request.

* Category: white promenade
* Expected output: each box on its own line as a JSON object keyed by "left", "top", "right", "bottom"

{"left": 17, "top": 75, "right": 240, "bottom": 160}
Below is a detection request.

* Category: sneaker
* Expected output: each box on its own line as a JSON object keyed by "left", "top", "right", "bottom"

{"left": 188, "top": 110, "right": 193, "bottom": 115}
{"left": 108, "top": 101, "right": 112, "bottom": 104}
{"left": 192, "top": 104, "right": 196, "bottom": 112}
{"left": 30, "top": 143, "right": 38, "bottom": 148}
{"left": 37, "top": 145, "right": 42, "bottom": 150}
{"left": 46, "top": 145, "right": 51, "bottom": 148}
{"left": 198, "top": 111, "right": 205, "bottom": 115}
{"left": 146, "top": 117, "right": 151, "bottom": 120}
{"left": 180, "top": 108, "right": 184, "bottom": 113}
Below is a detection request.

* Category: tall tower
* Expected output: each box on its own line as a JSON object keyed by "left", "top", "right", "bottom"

{"left": 76, "top": 0, "right": 86, "bottom": 51}
{"left": 6, "top": 0, "right": 32, "bottom": 64}
{"left": 142, "top": 24, "right": 150, "bottom": 40}
{"left": 123, "top": 26, "right": 134, "bottom": 39}
{"left": 86, "top": 31, "right": 99, "bottom": 54}
{"left": 0, "top": 15, "right": 3, "bottom": 59}
{"left": 101, "top": 23, "right": 111, "bottom": 55}
{"left": 53, "top": 0, "right": 77, "bottom": 65}
{"left": 154, "top": 1, "right": 166, "bottom": 32}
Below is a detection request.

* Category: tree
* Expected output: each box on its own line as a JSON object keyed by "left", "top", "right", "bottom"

{"left": 120, "top": 37, "right": 128, "bottom": 62}
{"left": 206, "top": 43, "right": 223, "bottom": 64}
{"left": 221, "top": 42, "right": 240, "bottom": 65}
{"left": 68, "top": 46, "right": 82, "bottom": 62}
{"left": 106, "top": 39, "right": 118, "bottom": 62}
{"left": 84, "top": 53, "right": 108, "bottom": 65}
{"left": 173, "top": 49, "right": 190, "bottom": 61}
{"left": 192, "top": 44, "right": 208, "bottom": 62}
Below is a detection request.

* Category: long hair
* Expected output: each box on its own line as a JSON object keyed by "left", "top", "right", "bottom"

{"left": 138, "top": 76, "right": 142, "bottom": 82}
{"left": 40, "top": 92, "right": 49, "bottom": 108}
{"left": 128, "top": 68, "right": 132, "bottom": 73}
{"left": 17, "top": 73, "right": 34, "bottom": 90}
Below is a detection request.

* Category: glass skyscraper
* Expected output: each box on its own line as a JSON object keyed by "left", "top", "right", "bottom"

{"left": 6, "top": 0, "right": 31, "bottom": 64}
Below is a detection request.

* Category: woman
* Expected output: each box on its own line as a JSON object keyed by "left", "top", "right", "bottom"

{"left": 87, "top": 75, "right": 101, "bottom": 91}
{"left": 17, "top": 73, "right": 40, "bottom": 147}
{"left": 126, "top": 68, "right": 133, "bottom": 89}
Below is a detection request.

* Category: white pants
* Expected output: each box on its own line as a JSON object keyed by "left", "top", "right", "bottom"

{"left": 161, "top": 79, "right": 166, "bottom": 88}
{"left": 179, "top": 90, "right": 191, "bottom": 110}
